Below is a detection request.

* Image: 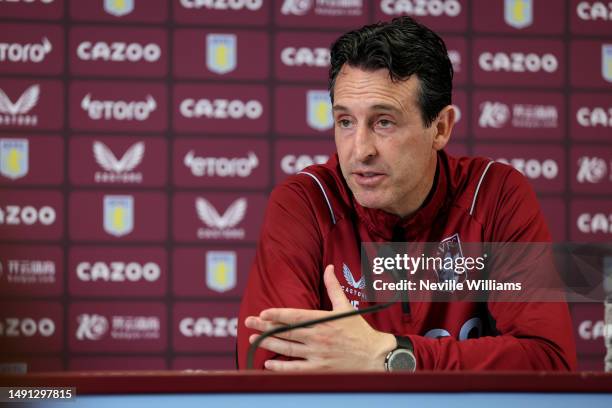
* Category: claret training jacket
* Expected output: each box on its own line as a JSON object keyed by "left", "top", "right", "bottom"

{"left": 238, "top": 151, "right": 576, "bottom": 370}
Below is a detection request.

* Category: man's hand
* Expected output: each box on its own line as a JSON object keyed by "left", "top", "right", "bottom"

{"left": 244, "top": 264, "right": 397, "bottom": 371}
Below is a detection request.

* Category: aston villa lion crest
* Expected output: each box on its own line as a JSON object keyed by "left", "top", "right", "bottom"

{"left": 103, "top": 195, "right": 134, "bottom": 237}
{"left": 206, "top": 34, "right": 237, "bottom": 75}
{"left": 602, "top": 44, "right": 612, "bottom": 83}
{"left": 206, "top": 251, "right": 237, "bottom": 293}
{"left": 0, "top": 138, "right": 28, "bottom": 180}
{"left": 434, "top": 233, "right": 466, "bottom": 284}
{"left": 504, "top": 0, "right": 533, "bottom": 29}
{"left": 104, "top": 0, "right": 134, "bottom": 17}
{"left": 306, "top": 90, "right": 333, "bottom": 131}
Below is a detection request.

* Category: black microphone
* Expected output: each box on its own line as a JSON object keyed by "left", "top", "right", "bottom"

{"left": 246, "top": 246, "right": 405, "bottom": 370}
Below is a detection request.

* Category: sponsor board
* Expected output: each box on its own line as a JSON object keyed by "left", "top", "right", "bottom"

{"left": 571, "top": 0, "right": 612, "bottom": 35}
{"left": 571, "top": 93, "right": 612, "bottom": 141}
{"left": 70, "top": 0, "right": 167, "bottom": 22}
{"left": 69, "top": 191, "right": 166, "bottom": 242}
{"left": 276, "top": 0, "right": 368, "bottom": 28}
{"left": 0, "top": 0, "right": 63, "bottom": 20}
{"left": 274, "top": 31, "right": 338, "bottom": 83}
{"left": 571, "top": 41, "right": 612, "bottom": 88}
{"left": 374, "top": 0, "right": 467, "bottom": 32}
{"left": 0, "top": 23, "right": 63, "bottom": 75}
{"left": 274, "top": 139, "right": 335, "bottom": 183}
{"left": 174, "top": 0, "right": 269, "bottom": 26}
{"left": 172, "top": 193, "right": 265, "bottom": 243}
{"left": 275, "top": 86, "right": 333, "bottom": 137}
{"left": 69, "top": 302, "right": 166, "bottom": 353}
{"left": 0, "top": 79, "right": 63, "bottom": 130}
{"left": 69, "top": 136, "right": 167, "bottom": 187}
{"left": 0, "top": 301, "right": 62, "bottom": 353}
{"left": 174, "top": 29, "right": 269, "bottom": 79}
{"left": 571, "top": 146, "right": 612, "bottom": 194}
{"left": 69, "top": 246, "right": 167, "bottom": 297}
{"left": 172, "top": 356, "right": 235, "bottom": 371}
{"left": 0, "top": 190, "right": 62, "bottom": 241}
{"left": 472, "top": 0, "right": 563, "bottom": 34}
{"left": 70, "top": 80, "right": 167, "bottom": 132}
{"left": 172, "top": 247, "right": 254, "bottom": 297}
{"left": 451, "top": 89, "right": 467, "bottom": 139}
{"left": 0, "top": 245, "right": 62, "bottom": 297}
{"left": 537, "top": 198, "right": 566, "bottom": 243}
{"left": 473, "top": 38, "right": 564, "bottom": 87}
{"left": 571, "top": 303, "right": 607, "bottom": 356}
{"left": 173, "top": 83, "right": 268, "bottom": 134}
{"left": 0, "top": 136, "right": 63, "bottom": 186}
{"left": 69, "top": 356, "right": 166, "bottom": 371}
{"left": 473, "top": 144, "right": 564, "bottom": 193}
{"left": 173, "top": 301, "right": 240, "bottom": 352}
{"left": 473, "top": 91, "right": 564, "bottom": 140}
{"left": 445, "top": 37, "right": 467, "bottom": 86}
{"left": 571, "top": 200, "right": 612, "bottom": 242}
{"left": 70, "top": 26, "right": 167, "bottom": 77}
{"left": 173, "top": 138, "right": 269, "bottom": 188}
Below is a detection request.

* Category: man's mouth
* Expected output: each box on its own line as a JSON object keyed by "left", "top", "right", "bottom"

{"left": 352, "top": 171, "right": 386, "bottom": 187}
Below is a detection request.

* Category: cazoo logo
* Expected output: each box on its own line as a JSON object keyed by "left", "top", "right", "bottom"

{"left": 479, "top": 52, "right": 558, "bottom": 73}
{"left": 0, "top": 317, "right": 55, "bottom": 337}
{"left": 76, "top": 41, "right": 161, "bottom": 62}
{"left": 179, "top": 98, "right": 263, "bottom": 119}
{"left": 0, "top": 205, "right": 56, "bottom": 226}
{"left": 179, "top": 317, "right": 237, "bottom": 337}
{"left": 76, "top": 262, "right": 161, "bottom": 282}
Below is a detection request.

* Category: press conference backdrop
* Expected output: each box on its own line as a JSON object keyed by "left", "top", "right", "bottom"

{"left": 0, "top": 0, "right": 610, "bottom": 373}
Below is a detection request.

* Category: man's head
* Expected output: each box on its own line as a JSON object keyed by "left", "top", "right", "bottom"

{"left": 328, "top": 17, "right": 456, "bottom": 218}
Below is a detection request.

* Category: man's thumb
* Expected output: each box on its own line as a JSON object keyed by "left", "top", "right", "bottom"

{"left": 324, "top": 264, "right": 352, "bottom": 310}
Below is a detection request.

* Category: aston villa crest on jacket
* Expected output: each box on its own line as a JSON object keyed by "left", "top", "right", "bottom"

{"left": 103, "top": 195, "right": 134, "bottom": 237}
{"left": 206, "top": 34, "right": 237, "bottom": 75}
{"left": 0, "top": 138, "right": 28, "bottom": 180}
{"left": 206, "top": 251, "right": 237, "bottom": 293}
{"left": 104, "top": 0, "right": 134, "bottom": 17}
{"left": 504, "top": 0, "right": 533, "bottom": 29}
{"left": 306, "top": 90, "right": 333, "bottom": 131}
{"left": 434, "top": 233, "right": 467, "bottom": 285}
{"left": 602, "top": 44, "right": 612, "bottom": 83}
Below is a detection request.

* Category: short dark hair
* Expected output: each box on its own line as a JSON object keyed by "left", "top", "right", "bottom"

{"left": 328, "top": 16, "right": 453, "bottom": 128}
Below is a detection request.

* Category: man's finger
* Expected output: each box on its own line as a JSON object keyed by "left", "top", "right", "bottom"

{"left": 259, "top": 307, "right": 327, "bottom": 325}
{"left": 249, "top": 334, "right": 309, "bottom": 359}
{"left": 244, "top": 316, "right": 313, "bottom": 342}
{"left": 323, "top": 264, "right": 352, "bottom": 310}
{"left": 264, "top": 359, "right": 314, "bottom": 372}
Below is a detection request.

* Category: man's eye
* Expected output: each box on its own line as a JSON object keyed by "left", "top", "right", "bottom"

{"left": 338, "top": 119, "right": 352, "bottom": 128}
{"left": 377, "top": 119, "right": 394, "bottom": 128}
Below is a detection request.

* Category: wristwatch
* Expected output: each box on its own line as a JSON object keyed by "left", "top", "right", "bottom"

{"left": 384, "top": 336, "right": 416, "bottom": 372}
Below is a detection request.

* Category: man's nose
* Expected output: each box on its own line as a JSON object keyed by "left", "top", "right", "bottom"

{"left": 353, "top": 125, "right": 377, "bottom": 162}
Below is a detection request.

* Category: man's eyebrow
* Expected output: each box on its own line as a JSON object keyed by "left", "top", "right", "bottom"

{"left": 332, "top": 104, "right": 402, "bottom": 113}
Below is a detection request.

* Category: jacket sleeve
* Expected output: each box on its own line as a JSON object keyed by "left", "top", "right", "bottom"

{"left": 237, "top": 180, "right": 326, "bottom": 369}
{"left": 407, "top": 167, "right": 577, "bottom": 370}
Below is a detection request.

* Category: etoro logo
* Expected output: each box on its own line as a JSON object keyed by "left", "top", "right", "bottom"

{"left": 0, "top": 37, "right": 52, "bottom": 63}
{"left": 576, "top": 106, "right": 612, "bottom": 127}
{"left": 0, "top": 84, "right": 39, "bottom": 127}
{"left": 196, "top": 197, "right": 246, "bottom": 239}
{"left": 380, "top": 0, "right": 462, "bottom": 17}
{"left": 180, "top": 0, "right": 264, "bottom": 10}
{"left": 76, "top": 314, "right": 108, "bottom": 340}
{"left": 179, "top": 316, "right": 237, "bottom": 337}
{"left": 577, "top": 213, "right": 612, "bottom": 234}
{"left": 184, "top": 150, "right": 258, "bottom": 177}
{"left": 280, "top": 47, "right": 329, "bottom": 67}
{"left": 576, "top": 156, "right": 609, "bottom": 183}
{"left": 479, "top": 52, "right": 558, "bottom": 73}
{"left": 0, "top": 317, "right": 55, "bottom": 337}
{"left": 76, "top": 261, "right": 161, "bottom": 282}
{"left": 76, "top": 41, "right": 161, "bottom": 62}
{"left": 93, "top": 141, "right": 144, "bottom": 183}
{"left": 81, "top": 93, "right": 157, "bottom": 121}
{"left": 576, "top": 1, "right": 612, "bottom": 21}
{"left": 0, "top": 138, "right": 28, "bottom": 180}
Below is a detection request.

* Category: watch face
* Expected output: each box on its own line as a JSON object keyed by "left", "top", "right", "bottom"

{"left": 389, "top": 349, "right": 416, "bottom": 372}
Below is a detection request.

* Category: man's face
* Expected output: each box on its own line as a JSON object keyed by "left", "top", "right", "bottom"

{"left": 332, "top": 65, "right": 440, "bottom": 217}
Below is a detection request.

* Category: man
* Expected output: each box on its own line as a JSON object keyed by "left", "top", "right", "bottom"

{"left": 237, "top": 17, "right": 575, "bottom": 371}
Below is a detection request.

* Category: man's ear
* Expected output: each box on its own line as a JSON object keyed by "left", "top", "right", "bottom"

{"left": 432, "top": 105, "right": 456, "bottom": 151}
